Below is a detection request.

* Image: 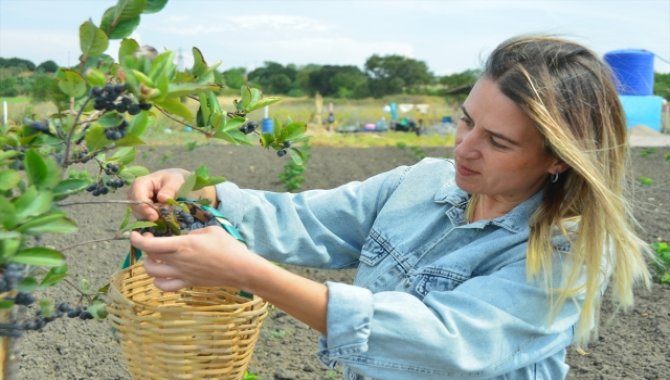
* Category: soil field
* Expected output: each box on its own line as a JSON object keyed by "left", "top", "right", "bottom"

{"left": 12, "top": 144, "right": 670, "bottom": 380}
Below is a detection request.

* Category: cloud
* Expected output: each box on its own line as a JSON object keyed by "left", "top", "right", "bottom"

{"left": 0, "top": 29, "right": 78, "bottom": 65}
{"left": 147, "top": 14, "right": 332, "bottom": 37}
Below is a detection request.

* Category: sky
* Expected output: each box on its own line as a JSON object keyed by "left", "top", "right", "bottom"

{"left": 1, "top": 0, "right": 669, "bottom": 76}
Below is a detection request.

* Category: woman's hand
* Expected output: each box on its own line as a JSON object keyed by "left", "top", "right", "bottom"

{"left": 127, "top": 168, "right": 191, "bottom": 221}
{"left": 129, "top": 226, "right": 329, "bottom": 334}
{"left": 130, "top": 226, "right": 258, "bottom": 292}
{"left": 127, "top": 168, "right": 217, "bottom": 221}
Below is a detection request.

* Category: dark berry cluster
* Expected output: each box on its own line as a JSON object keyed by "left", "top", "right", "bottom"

{"left": 139, "top": 205, "right": 219, "bottom": 237}
{"left": 85, "top": 163, "right": 125, "bottom": 196}
{"left": 91, "top": 84, "right": 152, "bottom": 115}
{"left": 105, "top": 119, "right": 128, "bottom": 141}
{"left": 0, "top": 298, "right": 94, "bottom": 337}
{"left": 104, "top": 163, "right": 120, "bottom": 175}
{"left": 1, "top": 264, "right": 94, "bottom": 337}
{"left": 0, "top": 263, "right": 25, "bottom": 293}
{"left": 239, "top": 121, "right": 258, "bottom": 135}
{"left": 276, "top": 140, "right": 291, "bottom": 157}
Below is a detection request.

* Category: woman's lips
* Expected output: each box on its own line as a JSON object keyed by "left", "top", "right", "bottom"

{"left": 456, "top": 163, "right": 479, "bottom": 176}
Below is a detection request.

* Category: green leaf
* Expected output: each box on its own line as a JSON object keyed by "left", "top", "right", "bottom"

{"left": 191, "top": 47, "right": 207, "bottom": 78}
{"left": 56, "top": 68, "right": 87, "bottom": 98}
{"left": 0, "top": 150, "right": 18, "bottom": 165}
{"left": 0, "top": 169, "right": 21, "bottom": 191}
{"left": 288, "top": 148, "right": 304, "bottom": 166}
{"left": 124, "top": 220, "right": 157, "bottom": 232}
{"left": 0, "top": 238, "right": 20, "bottom": 259}
{"left": 11, "top": 247, "right": 65, "bottom": 267}
{"left": 247, "top": 97, "right": 281, "bottom": 114}
{"left": 143, "top": 0, "right": 168, "bottom": 13}
{"left": 283, "top": 121, "right": 307, "bottom": 140}
{"left": 79, "top": 20, "right": 109, "bottom": 57}
{"left": 118, "top": 38, "right": 140, "bottom": 65}
{"left": 24, "top": 149, "right": 47, "bottom": 188}
{"left": 17, "top": 277, "right": 38, "bottom": 293}
{"left": 638, "top": 176, "right": 654, "bottom": 186}
{"left": 114, "top": 0, "right": 147, "bottom": 21}
{"left": 176, "top": 173, "right": 197, "bottom": 199}
{"left": 148, "top": 50, "right": 175, "bottom": 82}
{"left": 119, "top": 207, "right": 132, "bottom": 231}
{"left": 108, "top": 16, "right": 141, "bottom": 39}
{"left": 166, "top": 83, "right": 219, "bottom": 98}
{"left": 13, "top": 186, "right": 53, "bottom": 222}
{"left": 119, "top": 165, "right": 150, "bottom": 182}
{"left": 53, "top": 179, "right": 90, "bottom": 199}
{"left": 85, "top": 125, "right": 108, "bottom": 151}
{"left": 40, "top": 265, "right": 69, "bottom": 288}
{"left": 0, "top": 300, "right": 14, "bottom": 309}
{"left": 126, "top": 111, "right": 149, "bottom": 136}
{"left": 99, "top": 112, "right": 126, "bottom": 128}
{"left": 0, "top": 231, "right": 20, "bottom": 240}
{"left": 85, "top": 68, "right": 107, "bottom": 87}
{"left": 194, "top": 175, "right": 226, "bottom": 190}
{"left": 16, "top": 213, "right": 77, "bottom": 235}
{"left": 87, "top": 300, "right": 108, "bottom": 319}
{"left": 155, "top": 98, "right": 193, "bottom": 121}
{"left": 110, "top": 147, "right": 136, "bottom": 165}
{"left": 79, "top": 278, "right": 91, "bottom": 293}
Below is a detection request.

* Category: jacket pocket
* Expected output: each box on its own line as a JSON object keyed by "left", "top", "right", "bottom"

{"left": 359, "top": 229, "right": 393, "bottom": 267}
{"left": 415, "top": 266, "right": 469, "bottom": 296}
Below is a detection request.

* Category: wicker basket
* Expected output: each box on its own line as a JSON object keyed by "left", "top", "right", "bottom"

{"left": 107, "top": 255, "right": 269, "bottom": 380}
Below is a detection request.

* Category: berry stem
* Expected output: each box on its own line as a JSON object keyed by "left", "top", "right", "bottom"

{"left": 62, "top": 92, "right": 94, "bottom": 174}
{"left": 58, "top": 236, "right": 129, "bottom": 253}
{"left": 154, "top": 106, "right": 214, "bottom": 137}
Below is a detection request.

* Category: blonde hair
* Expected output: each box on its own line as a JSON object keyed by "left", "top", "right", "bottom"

{"left": 483, "top": 35, "right": 652, "bottom": 347}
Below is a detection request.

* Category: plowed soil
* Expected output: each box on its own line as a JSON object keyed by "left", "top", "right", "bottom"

{"left": 13, "top": 144, "right": 670, "bottom": 380}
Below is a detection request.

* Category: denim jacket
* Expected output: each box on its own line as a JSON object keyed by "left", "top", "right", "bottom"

{"left": 215, "top": 157, "right": 580, "bottom": 380}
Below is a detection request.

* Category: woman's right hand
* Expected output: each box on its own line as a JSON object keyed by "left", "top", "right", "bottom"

{"left": 127, "top": 168, "right": 191, "bottom": 221}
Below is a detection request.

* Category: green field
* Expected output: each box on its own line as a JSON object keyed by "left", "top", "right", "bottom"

{"left": 1, "top": 95, "right": 458, "bottom": 148}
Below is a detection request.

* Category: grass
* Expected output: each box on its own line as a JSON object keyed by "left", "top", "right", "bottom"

{"left": 1, "top": 94, "right": 457, "bottom": 148}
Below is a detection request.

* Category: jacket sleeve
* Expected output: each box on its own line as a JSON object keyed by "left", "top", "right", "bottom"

{"left": 318, "top": 254, "right": 582, "bottom": 379}
{"left": 214, "top": 165, "right": 410, "bottom": 269}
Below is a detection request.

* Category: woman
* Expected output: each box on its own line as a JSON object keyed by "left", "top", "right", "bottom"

{"left": 128, "top": 35, "right": 652, "bottom": 379}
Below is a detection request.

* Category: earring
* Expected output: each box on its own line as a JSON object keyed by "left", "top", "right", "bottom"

{"left": 550, "top": 172, "right": 559, "bottom": 183}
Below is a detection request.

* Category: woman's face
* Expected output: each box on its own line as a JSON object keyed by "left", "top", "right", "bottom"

{"left": 454, "top": 78, "right": 563, "bottom": 203}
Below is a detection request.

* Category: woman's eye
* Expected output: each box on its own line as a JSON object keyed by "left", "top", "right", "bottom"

{"left": 459, "top": 116, "right": 473, "bottom": 127}
{"left": 489, "top": 136, "right": 507, "bottom": 149}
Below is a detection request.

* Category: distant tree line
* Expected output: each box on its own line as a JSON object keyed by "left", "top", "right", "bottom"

{"left": 2, "top": 55, "right": 669, "bottom": 101}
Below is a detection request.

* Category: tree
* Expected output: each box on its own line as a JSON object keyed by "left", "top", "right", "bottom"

{"left": 0, "top": 57, "right": 36, "bottom": 71}
{"left": 248, "top": 61, "right": 297, "bottom": 94}
{"left": 36, "top": 60, "right": 59, "bottom": 73}
{"left": 364, "top": 54, "right": 433, "bottom": 97}
{"left": 307, "top": 65, "right": 368, "bottom": 98}
{"left": 654, "top": 72, "right": 670, "bottom": 100}
{"left": 222, "top": 67, "right": 247, "bottom": 91}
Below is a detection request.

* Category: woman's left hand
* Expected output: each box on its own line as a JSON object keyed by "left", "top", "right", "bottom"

{"left": 129, "top": 226, "right": 260, "bottom": 292}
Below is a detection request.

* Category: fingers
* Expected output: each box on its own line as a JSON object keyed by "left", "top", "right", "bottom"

{"left": 143, "top": 255, "right": 180, "bottom": 278}
{"left": 154, "top": 170, "right": 188, "bottom": 203}
{"left": 130, "top": 231, "right": 181, "bottom": 255}
{"left": 127, "top": 169, "right": 189, "bottom": 220}
{"left": 153, "top": 277, "right": 189, "bottom": 292}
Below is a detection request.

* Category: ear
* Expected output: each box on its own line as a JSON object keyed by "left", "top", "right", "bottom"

{"left": 547, "top": 159, "right": 569, "bottom": 175}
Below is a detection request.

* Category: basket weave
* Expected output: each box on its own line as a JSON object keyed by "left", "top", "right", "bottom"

{"left": 107, "top": 259, "right": 269, "bottom": 380}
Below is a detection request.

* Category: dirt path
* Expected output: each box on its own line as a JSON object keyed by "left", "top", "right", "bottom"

{"left": 14, "top": 145, "right": 670, "bottom": 380}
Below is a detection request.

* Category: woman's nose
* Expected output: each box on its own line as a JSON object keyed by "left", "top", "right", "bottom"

{"left": 454, "top": 125, "right": 479, "bottom": 158}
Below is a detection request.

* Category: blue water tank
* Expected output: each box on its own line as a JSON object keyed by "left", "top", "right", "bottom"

{"left": 604, "top": 49, "right": 655, "bottom": 96}
{"left": 619, "top": 95, "right": 664, "bottom": 131}
{"left": 261, "top": 117, "right": 274, "bottom": 133}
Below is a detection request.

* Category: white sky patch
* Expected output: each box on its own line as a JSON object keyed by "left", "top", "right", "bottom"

{"left": 0, "top": 29, "right": 78, "bottom": 65}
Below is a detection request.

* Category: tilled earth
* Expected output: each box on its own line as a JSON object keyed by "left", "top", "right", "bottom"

{"left": 13, "top": 144, "right": 670, "bottom": 380}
